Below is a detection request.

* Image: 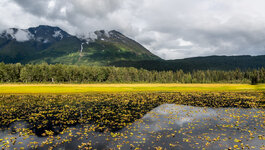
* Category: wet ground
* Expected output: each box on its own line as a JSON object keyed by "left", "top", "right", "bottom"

{"left": 1, "top": 104, "right": 264, "bottom": 149}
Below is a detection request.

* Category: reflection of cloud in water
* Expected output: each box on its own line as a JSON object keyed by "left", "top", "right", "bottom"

{"left": 142, "top": 104, "right": 217, "bottom": 128}
{"left": 1, "top": 104, "right": 264, "bottom": 149}
{"left": 109, "top": 104, "right": 264, "bottom": 149}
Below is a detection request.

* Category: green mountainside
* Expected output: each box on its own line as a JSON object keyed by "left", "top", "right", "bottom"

{"left": 111, "top": 55, "right": 265, "bottom": 71}
{"left": 1, "top": 25, "right": 265, "bottom": 71}
{"left": 0, "top": 25, "right": 160, "bottom": 65}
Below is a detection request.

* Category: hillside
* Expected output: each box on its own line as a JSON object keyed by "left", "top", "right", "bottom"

{"left": 1, "top": 25, "right": 265, "bottom": 71}
{"left": 110, "top": 55, "right": 265, "bottom": 71}
{"left": 0, "top": 25, "right": 160, "bottom": 65}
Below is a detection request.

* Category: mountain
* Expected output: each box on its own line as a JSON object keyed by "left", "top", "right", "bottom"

{"left": 1, "top": 25, "right": 265, "bottom": 71}
{"left": 0, "top": 25, "right": 160, "bottom": 65}
{"left": 111, "top": 55, "right": 265, "bottom": 72}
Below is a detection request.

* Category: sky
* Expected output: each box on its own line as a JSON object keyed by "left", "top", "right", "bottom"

{"left": 1, "top": 0, "right": 265, "bottom": 59}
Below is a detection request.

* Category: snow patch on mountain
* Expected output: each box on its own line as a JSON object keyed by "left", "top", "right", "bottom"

{"left": 43, "top": 39, "right": 49, "bottom": 43}
{"left": 52, "top": 30, "right": 63, "bottom": 39}
{"left": 77, "top": 32, "right": 98, "bottom": 43}
{"left": 36, "top": 37, "right": 43, "bottom": 42}
{"left": 1, "top": 28, "right": 34, "bottom": 42}
{"left": 35, "top": 37, "right": 49, "bottom": 43}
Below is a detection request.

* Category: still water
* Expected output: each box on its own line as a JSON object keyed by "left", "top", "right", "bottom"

{"left": 1, "top": 104, "right": 264, "bottom": 149}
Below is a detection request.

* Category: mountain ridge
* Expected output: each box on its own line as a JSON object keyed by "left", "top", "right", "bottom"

{"left": 1, "top": 25, "right": 265, "bottom": 71}
{"left": 111, "top": 55, "right": 265, "bottom": 71}
{"left": 0, "top": 25, "right": 160, "bottom": 65}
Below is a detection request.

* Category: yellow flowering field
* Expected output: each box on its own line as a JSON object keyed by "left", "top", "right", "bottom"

{"left": 0, "top": 83, "right": 263, "bottom": 94}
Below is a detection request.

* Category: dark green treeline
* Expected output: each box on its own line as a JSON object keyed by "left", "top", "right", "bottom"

{"left": 0, "top": 63, "right": 263, "bottom": 84}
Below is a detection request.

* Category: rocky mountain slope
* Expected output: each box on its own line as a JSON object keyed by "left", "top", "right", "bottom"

{"left": 0, "top": 25, "right": 160, "bottom": 65}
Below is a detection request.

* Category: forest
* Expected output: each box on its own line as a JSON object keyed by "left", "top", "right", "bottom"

{"left": 0, "top": 62, "right": 263, "bottom": 84}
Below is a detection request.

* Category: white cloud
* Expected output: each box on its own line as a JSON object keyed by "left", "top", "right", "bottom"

{"left": 48, "top": 0, "right": 55, "bottom": 9}
{"left": 14, "top": 29, "right": 33, "bottom": 42}
{"left": 177, "top": 39, "right": 193, "bottom": 47}
{"left": 0, "top": 0, "right": 265, "bottom": 59}
{"left": 3, "top": 28, "right": 33, "bottom": 42}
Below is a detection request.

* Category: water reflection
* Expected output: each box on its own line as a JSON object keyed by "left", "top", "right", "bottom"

{"left": 0, "top": 104, "right": 264, "bottom": 149}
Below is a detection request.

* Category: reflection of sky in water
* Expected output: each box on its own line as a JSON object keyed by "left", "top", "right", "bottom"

{"left": 1, "top": 104, "right": 264, "bottom": 149}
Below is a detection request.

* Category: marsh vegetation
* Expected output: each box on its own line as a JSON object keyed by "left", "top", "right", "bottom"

{"left": 0, "top": 92, "right": 264, "bottom": 149}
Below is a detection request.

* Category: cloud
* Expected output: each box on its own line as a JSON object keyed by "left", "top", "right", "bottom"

{"left": 13, "top": 29, "right": 34, "bottom": 42}
{"left": 1, "top": 0, "right": 265, "bottom": 59}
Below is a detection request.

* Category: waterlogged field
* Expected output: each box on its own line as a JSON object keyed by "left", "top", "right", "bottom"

{"left": 0, "top": 85, "right": 264, "bottom": 149}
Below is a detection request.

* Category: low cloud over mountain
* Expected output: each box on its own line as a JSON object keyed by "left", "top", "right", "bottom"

{"left": 1, "top": 0, "right": 265, "bottom": 59}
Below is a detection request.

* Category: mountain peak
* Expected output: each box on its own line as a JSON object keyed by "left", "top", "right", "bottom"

{"left": 0, "top": 25, "right": 160, "bottom": 64}
{"left": 0, "top": 25, "right": 72, "bottom": 43}
{"left": 28, "top": 25, "right": 71, "bottom": 42}
{"left": 36, "top": 25, "right": 61, "bottom": 29}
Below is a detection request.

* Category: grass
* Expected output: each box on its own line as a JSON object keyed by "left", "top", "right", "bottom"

{"left": 0, "top": 83, "right": 263, "bottom": 94}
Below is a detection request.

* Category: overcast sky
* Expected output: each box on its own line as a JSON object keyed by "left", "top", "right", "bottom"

{"left": 1, "top": 0, "right": 265, "bottom": 59}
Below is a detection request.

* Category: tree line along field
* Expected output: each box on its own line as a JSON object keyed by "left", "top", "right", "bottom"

{"left": 0, "top": 63, "right": 264, "bottom": 84}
